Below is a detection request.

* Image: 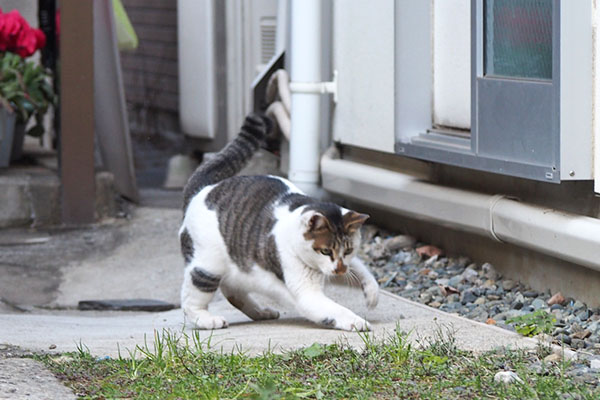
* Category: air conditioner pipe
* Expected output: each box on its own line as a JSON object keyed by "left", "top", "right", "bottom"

{"left": 288, "top": 0, "right": 323, "bottom": 196}
{"left": 265, "top": 69, "right": 291, "bottom": 141}
{"left": 321, "top": 147, "right": 600, "bottom": 272}
{"left": 266, "top": 101, "right": 290, "bottom": 141}
{"left": 266, "top": 69, "right": 291, "bottom": 113}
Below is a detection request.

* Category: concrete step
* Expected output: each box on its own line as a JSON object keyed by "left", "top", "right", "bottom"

{"left": 0, "top": 165, "right": 117, "bottom": 229}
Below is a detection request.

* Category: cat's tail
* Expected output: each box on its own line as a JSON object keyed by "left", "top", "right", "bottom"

{"left": 183, "top": 112, "right": 273, "bottom": 210}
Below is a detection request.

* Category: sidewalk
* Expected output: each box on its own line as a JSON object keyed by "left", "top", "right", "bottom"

{"left": 0, "top": 286, "right": 539, "bottom": 357}
{"left": 0, "top": 205, "right": 541, "bottom": 398}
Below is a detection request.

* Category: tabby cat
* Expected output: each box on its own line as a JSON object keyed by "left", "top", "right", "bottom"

{"left": 179, "top": 113, "right": 379, "bottom": 331}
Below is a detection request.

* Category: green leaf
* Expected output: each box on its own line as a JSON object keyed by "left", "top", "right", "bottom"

{"left": 303, "top": 343, "right": 324, "bottom": 358}
{"left": 27, "top": 124, "right": 45, "bottom": 138}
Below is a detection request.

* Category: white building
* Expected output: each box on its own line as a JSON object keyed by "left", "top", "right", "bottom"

{"left": 179, "top": 0, "right": 600, "bottom": 307}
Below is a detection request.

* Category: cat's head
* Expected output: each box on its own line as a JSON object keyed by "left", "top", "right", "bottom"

{"left": 301, "top": 204, "right": 369, "bottom": 276}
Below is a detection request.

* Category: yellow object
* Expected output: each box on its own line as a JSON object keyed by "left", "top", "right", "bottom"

{"left": 113, "top": 0, "right": 138, "bottom": 51}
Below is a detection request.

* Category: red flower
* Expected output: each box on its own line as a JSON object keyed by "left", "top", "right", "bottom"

{"left": 34, "top": 28, "right": 45, "bottom": 49}
{"left": 14, "top": 27, "right": 39, "bottom": 58}
{"left": 0, "top": 9, "right": 46, "bottom": 57}
{"left": 0, "top": 10, "right": 29, "bottom": 51}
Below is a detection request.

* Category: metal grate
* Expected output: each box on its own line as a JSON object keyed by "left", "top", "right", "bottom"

{"left": 260, "top": 17, "right": 276, "bottom": 64}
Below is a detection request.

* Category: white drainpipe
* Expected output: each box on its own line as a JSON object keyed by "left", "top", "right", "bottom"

{"left": 288, "top": 0, "right": 329, "bottom": 196}
{"left": 321, "top": 147, "right": 600, "bottom": 272}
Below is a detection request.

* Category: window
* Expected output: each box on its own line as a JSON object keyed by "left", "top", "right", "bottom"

{"left": 395, "top": 0, "right": 592, "bottom": 183}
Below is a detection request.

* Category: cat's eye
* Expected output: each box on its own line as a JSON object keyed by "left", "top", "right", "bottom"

{"left": 320, "top": 249, "right": 332, "bottom": 256}
{"left": 344, "top": 248, "right": 353, "bottom": 256}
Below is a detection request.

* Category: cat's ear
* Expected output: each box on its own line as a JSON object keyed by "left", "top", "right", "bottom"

{"left": 307, "top": 213, "right": 333, "bottom": 233}
{"left": 343, "top": 211, "right": 370, "bottom": 233}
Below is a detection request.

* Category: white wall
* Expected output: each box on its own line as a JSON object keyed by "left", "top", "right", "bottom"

{"left": 432, "top": 0, "right": 471, "bottom": 130}
{"left": 0, "top": 0, "right": 37, "bottom": 27}
{"left": 331, "top": 0, "right": 395, "bottom": 153}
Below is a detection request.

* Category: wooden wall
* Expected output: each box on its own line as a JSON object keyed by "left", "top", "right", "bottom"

{"left": 120, "top": 0, "right": 179, "bottom": 134}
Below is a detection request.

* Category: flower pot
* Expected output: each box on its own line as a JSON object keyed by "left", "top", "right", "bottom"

{"left": 9, "top": 122, "right": 25, "bottom": 162}
{"left": 0, "top": 107, "right": 16, "bottom": 168}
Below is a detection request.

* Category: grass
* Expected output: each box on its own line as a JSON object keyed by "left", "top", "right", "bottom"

{"left": 36, "top": 327, "right": 599, "bottom": 399}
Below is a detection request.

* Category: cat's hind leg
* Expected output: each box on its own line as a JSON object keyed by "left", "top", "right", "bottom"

{"left": 221, "top": 280, "right": 280, "bottom": 321}
{"left": 181, "top": 264, "right": 228, "bottom": 329}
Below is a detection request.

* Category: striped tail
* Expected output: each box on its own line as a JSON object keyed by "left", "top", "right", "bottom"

{"left": 182, "top": 112, "right": 273, "bottom": 210}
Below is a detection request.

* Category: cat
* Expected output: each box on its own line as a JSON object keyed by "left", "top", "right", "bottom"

{"left": 179, "top": 112, "right": 379, "bottom": 331}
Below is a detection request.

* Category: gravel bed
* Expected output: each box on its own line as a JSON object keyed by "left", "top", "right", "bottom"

{"left": 360, "top": 225, "right": 600, "bottom": 384}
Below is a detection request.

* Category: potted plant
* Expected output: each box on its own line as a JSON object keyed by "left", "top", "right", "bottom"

{"left": 0, "top": 9, "right": 53, "bottom": 167}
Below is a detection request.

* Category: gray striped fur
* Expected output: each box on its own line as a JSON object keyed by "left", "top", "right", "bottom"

{"left": 191, "top": 267, "right": 221, "bottom": 292}
{"left": 180, "top": 228, "right": 193, "bottom": 264}
{"left": 205, "top": 176, "right": 287, "bottom": 281}
{"left": 182, "top": 111, "right": 353, "bottom": 284}
{"left": 182, "top": 113, "right": 272, "bottom": 211}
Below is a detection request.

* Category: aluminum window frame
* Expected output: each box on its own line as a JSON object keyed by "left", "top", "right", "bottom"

{"left": 394, "top": 0, "right": 592, "bottom": 183}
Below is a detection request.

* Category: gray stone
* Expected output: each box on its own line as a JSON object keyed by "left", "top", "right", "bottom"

{"left": 559, "top": 334, "right": 572, "bottom": 345}
{"left": 367, "top": 240, "right": 387, "bottom": 260}
{"left": 427, "top": 271, "right": 439, "bottom": 280}
{"left": 573, "top": 301, "right": 585, "bottom": 311}
{"left": 78, "top": 299, "right": 176, "bottom": 312}
{"left": 448, "top": 275, "right": 462, "bottom": 287}
{"left": 511, "top": 293, "right": 525, "bottom": 308}
{"left": 426, "top": 286, "right": 443, "bottom": 296}
{"left": 390, "top": 251, "right": 413, "bottom": 264}
{"left": 566, "top": 366, "right": 591, "bottom": 377}
{"left": 531, "top": 298, "right": 546, "bottom": 311}
{"left": 529, "top": 362, "right": 544, "bottom": 375}
{"left": 460, "top": 290, "right": 478, "bottom": 305}
{"left": 429, "top": 301, "right": 442, "bottom": 308}
{"left": 494, "top": 371, "right": 523, "bottom": 384}
{"left": 495, "top": 310, "right": 527, "bottom": 321}
{"left": 502, "top": 280, "right": 517, "bottom": 291}
{"left": 511, "top": 300, "right": 524, "bottom": 310}
{"left": 440, "top": 302, "right": 463, "bottom": 312}
{"left": 523, "top": 291, "right": 538, "bottom": 298}
{"left": 467, "top": 306, "right": 489, "bottom": 322}
{"left": 419, "top": 292, "right": 433, "bottom": 304}
{"left": 435, "top": 278, "right": 450, "bottom": 286}
{"left": 481, "top": 263, "right": 499, "bottom": 281}
{"left": 461, "top": 268, "right": 479, "bottom": 283}
{"left": 383, "top": 235, "right": 416, "bottom": 252}
{"left": 577, "top": 310, "right": 591, "bottom": 322}
{"left": 447, "top": 293, "right": 460, "bottom": 303}
{"left": 571, "top": 339, "right": 585, "bottom": 349}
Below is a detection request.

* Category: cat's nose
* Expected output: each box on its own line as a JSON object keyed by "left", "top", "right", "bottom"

{"left": 334, "top": 260, "right": 347, "bottom": 275}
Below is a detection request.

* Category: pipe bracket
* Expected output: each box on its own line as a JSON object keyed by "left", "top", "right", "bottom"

{"left": 289, "top": 70, "right": 338, "bottom": 103}
{"left": 488, "top": 194, "right": 519, "bottom": 243}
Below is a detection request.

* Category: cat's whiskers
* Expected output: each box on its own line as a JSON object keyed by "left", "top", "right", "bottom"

{"left": 346, "top": 269, "right": 361, "bottom": 288}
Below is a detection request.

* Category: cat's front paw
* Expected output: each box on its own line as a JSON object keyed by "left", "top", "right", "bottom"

{"left": 363, "top": 279, "right": 379, "bottom": 309}
{"left": 192, "top": 315, "right": 229, "bottom": 330}
{"left": 334, "top": 316, "right": 371, "bottom": 332}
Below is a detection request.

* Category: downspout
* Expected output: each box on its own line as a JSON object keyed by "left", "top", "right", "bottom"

{"left": 288, "top": 0, "right": 333, "bottom": 196}
{"left": 594, "top": 0, "right": 600, "bottom": 193}
{"left": 321, "top": 147, "right": 600, "bottom": 271}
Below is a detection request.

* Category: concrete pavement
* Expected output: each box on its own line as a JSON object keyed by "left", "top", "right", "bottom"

{"left": 0, "top": 204, "right": 544, "bottom": 398}
{"left": 0, "top": 286, "right": 540, "bottom": 358}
